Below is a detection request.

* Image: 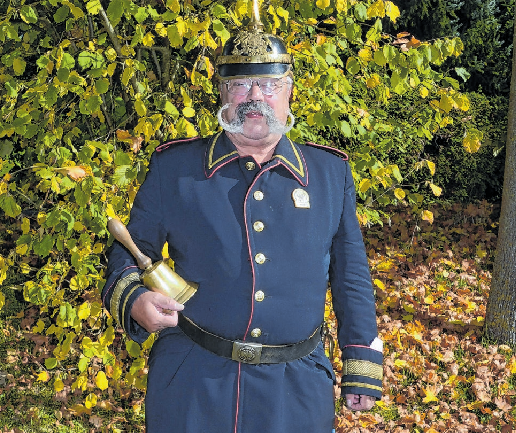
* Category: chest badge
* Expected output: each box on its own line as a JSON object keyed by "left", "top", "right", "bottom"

{"left": 292, "top": 188, "right": 310, "bottom": 209}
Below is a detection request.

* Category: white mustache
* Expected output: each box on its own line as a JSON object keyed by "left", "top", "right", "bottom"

{"left": 217, "top": 102, "right": 295, "bottom": 135}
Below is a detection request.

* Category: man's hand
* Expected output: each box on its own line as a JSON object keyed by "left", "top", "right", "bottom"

{"left": 130, "top": 291, "right": 184, "bottom": 333}
{"left": 345, "top": 394, "right": 376, "bottom": 411}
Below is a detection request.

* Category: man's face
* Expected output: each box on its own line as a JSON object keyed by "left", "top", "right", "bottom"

{"left": 219, "top": 77, "right": 292, "bottom": 141}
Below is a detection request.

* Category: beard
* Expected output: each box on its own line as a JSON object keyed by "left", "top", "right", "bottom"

{"left": 217, "top": 101, "right": 295, "bottom": 135}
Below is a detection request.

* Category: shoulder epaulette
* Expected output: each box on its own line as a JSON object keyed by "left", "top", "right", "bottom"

{"left": 304, "top": 142, "right": 348, "bottom": 161}
{"left": 156, "top": 136, "right": 200, "bottom": 152}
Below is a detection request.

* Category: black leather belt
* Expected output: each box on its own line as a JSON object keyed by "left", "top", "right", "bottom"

{"left": 178, "top": 314, "right": 322, "bottom": 364}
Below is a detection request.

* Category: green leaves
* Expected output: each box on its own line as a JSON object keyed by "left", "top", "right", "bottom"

{"left": 63, "top": 0, "right": 84, "bottom": 19}
{"left": 126, "top": 340, "right": 141, "bottom": 358}
{"left": 57, "top": 303, "right": 77, "bottom": 328}
{"left": 12, "top": 58, "right": 26, "bottom": 75}
{"left": 113, "top": 165, "right": 138, "bottom": 186}
{"left": 77, "top": 51, "right": 105, "bottom": 70}
{"left": 340, "top": 121, "right": 352, "bottom": 137}
{"left": 20, "top": 6, "right": 38, "bottom": 24}
{"left": 345, "top": 23, "right": 362, "bottom": 43}
{"left": 79, "top": 95, "right": 102, "bottom": 114}
{"left": 54, "top": 5, "right": 69, "bottom": 23}
{"left": 45, "top": 357, "right": 58, "bottom": 370}
{"left": 33, "top": 235, "right": 54, "bottom": 257}
{"left": 134, "top": 6, "right": 150, "bottom": 23}
{"left": 167, "top": 25, "right": 182, "bottom": 47}
{"left": 95, "top": 78, "right": 110, "bottom": 94}
{"left": 346, "top": 57, "right": 361, "bottom": 75}
{"left": 86, "top": 0, "right": 103, "bottom": 15}
{"left": 354, "top": 3, "right": 368, "bottom": 21}
{"left": 164, "top": 101, "right": 179, "bottom": 117}
{"left": 212, "top": 4, "right": 227, "bottom": 17}
{"left": 107, "top": 0, "right": 125, "bottom": 26}
{"left": 455, "top": 67, "right": 471, "bottom": 82}
{"left": 0, "top": 194, "right": 21, "bottom": 218}
{"left": 390, "top": 70, "right": 408, "bottom": 94}
{"left": 212, "top": 19, "right": 230, "bottom": 41}
{"left": 135, "top": 99, "right": 147, "bottom": 116}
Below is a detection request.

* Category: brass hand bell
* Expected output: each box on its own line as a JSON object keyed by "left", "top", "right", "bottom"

{"left": 107, "top": 218, "right": 197, "bottom": 304}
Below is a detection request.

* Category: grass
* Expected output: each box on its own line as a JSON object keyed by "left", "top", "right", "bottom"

{"left": 0, "top": 320, "right": 88, "bottom": 432}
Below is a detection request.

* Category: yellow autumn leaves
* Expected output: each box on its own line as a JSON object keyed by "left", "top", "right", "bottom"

{"left": 367, "top": 0, "right": 400, "bottom": 22}
{"left": 313, "top": 0, "right": 400, "bottom": 22}
{"left": 356, "top": 157, "right": 446, "bottom": 225}
{"left": 357, "top": 162, "right": 437, "bottom": 196}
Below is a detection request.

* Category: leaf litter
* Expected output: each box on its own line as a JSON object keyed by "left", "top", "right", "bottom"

{"left": 331, "top": 201, "right": 515, "bottom": 432}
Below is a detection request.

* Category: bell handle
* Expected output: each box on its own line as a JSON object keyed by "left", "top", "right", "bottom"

{"left": 107, "top": 217, "right": 152, "bottom": 270}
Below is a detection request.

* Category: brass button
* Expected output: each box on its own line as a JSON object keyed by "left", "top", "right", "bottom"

{"left": 245, "top": 161, "right": 256, "bottom": 171}
{"left": 253, "top": 221, "right": 264, "bottom": 232}
{"left": 255, "top": 290, "right": 265, "bottom": 302}
{"left": 254, "top": 253, "right": 266, "bottom": 264}
{"left": 251, "top": 328, "right": 262, "bottom": 338}
{"left": 253, "top": 190, "right": 264, "bottom": 201}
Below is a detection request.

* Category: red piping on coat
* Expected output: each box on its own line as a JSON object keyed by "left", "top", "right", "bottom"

{"left": 234, "top": 363, "right": 242, "bottom": 433}
{"left": 204, "top": 156, "right": 240, "bottom": 178}
{"left": 305, "top": 142, "right": 348, "bottom": 161}
{"left": 233, "top": 160, "right": 282, "bottom": 433}
{"left": 242, "top": 160, "right": 282, "bottom": 340}
{"left": 203, "top": 141, "right": 241, "bottom": 178}
{"left": 156, "top": 137, "right": 199, "bottom": 152}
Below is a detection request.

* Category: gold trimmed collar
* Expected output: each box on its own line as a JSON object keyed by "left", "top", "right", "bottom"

{"left": 271, "top": 136, "right": 308, "bottom": 186}
{"left": 204, "top": 132, "right": 239, "bottom": 178}
{"left": 204, "top": 132, "right": 308, "bottom": 186}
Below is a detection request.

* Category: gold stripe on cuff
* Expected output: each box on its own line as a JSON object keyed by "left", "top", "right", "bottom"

{"left": 121, "top": 283, "right": 144, "bottom": 332}
{"left": 110, "top": 272, "right": 141, "bottom": 326}
{"left": 341, "top": 382, "right": 383, "bottom": 392}
{"left": 342, "top": 359, "right": 383, "bottom": 381}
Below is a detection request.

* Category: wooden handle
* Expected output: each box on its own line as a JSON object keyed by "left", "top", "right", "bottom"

{"left": 107, "top": 218, "right": 152, "bottom": 270}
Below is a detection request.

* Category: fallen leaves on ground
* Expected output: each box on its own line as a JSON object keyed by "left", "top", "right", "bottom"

{"left": 331, "top": 201, "right": 515, "bottom": 432}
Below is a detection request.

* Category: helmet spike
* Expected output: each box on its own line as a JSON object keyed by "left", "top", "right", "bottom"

{"left": 248, "top": 0, "right": 264, "bottom": 32}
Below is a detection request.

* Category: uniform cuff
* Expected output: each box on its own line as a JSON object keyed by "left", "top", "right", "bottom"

{"left": 108, "top": 271, "right": 151, "bottom": 343}
{"left": 340, "top": 345, "right": 383, "bottom": 399}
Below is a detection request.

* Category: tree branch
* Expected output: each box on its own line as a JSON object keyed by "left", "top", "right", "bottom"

{"left": 138, "top": 46, "right": 171, "bottom": 89}
{"left": 100, "top": 94, "right": 113, "bottom": 129}
{"left": 98, "top": 6, "right": 139, "bottom": 95}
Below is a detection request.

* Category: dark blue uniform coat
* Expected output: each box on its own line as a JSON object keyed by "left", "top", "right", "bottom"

{"left": 103, "top": 132, "right": 383, "bottom": 433}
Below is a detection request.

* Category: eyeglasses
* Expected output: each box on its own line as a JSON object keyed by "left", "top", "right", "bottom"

{"left": 224, "top": 78, "right": 288, "bottom": 96}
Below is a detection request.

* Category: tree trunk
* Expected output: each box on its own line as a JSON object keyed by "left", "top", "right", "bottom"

{"left": 484, "top": 7, "right": 516, "bottom": 344}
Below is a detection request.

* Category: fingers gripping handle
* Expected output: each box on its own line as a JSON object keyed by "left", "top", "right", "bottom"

{"left": 106, "top": 217, "right": 198, "bottom": 305}
{"left": 107, "top": 218, "right": 152, "bottom": 270}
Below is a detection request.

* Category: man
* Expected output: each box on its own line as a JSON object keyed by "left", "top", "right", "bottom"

{"left": 103, "top": 11, "right": 383, "bottom": 433}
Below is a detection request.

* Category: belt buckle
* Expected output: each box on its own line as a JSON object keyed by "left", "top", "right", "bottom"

{"left": 232, "top": 341, "right": 262, "bottom": 364}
